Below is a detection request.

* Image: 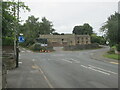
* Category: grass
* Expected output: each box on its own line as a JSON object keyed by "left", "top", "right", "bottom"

{"left": 104, "top": 53, "right": 119, "bottom": 60}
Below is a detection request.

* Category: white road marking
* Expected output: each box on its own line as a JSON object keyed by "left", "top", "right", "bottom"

{"left": 88, "top": 65, "right": 118, "bottom": 74}
{"left": 81, "top": 65, "right": 88, "bottom": 68}
{"left": 21, "top": 51, "right": 25, "bottom": 52}
{"left": 62, "top": 59, "right": 72, "bottom": 63}
{"left": 18, "top": 62, "right": 22, "bottom": 64}
{"left": 27, "top": 50, "right": 31, "bottom": 52}
{"left": 32, "top": 59, "right": 35, "bottom": 61}
{"left": 81, "top": 65, "right": 110, "bottom": 75}
{"left": 88, "top": 67, "right": 110, "bottom": 75}
{"left": 70, "top": 58, "right": 80, "bottom": 63}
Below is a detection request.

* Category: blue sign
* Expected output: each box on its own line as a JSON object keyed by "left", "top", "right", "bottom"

{"left": 18, "top": 36, "right": 25, "bottom": 43}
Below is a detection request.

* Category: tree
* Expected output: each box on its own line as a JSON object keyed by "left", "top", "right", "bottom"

{"left": 40, "top": 17, "right": 55, "bottom": 34}
{"left": 20, "top": 16, "right": 55, "bottom": 47}
{"left": 83, "top": 23, "right": 93, "bottom": 35}
{"left": 20, "top": 15, "right": 40, "bottom": 46}
{"left": 91, "top": 33, "right": 106, "bottom": 45}
{"left": 73, "top": 26, "right": 83, "bottom": 35}
{"left": 72, "top": 23, "right": 93, "bottom": 35}
{"left": 100, "top": 12, "right": 120, "bottom": 48}
{"left": 2, "top": 1, "right": 30, "bottom": 45}
{"left": 61, "top": 33, "right": 65, "bottom": 35}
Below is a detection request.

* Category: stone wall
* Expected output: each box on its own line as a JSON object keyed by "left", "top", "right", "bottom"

{"left": 63, "top": 43, "right": 100, "bottom": 51}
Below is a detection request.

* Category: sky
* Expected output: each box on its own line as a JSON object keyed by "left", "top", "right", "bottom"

{"left": 18, "top": 0, "right": 119, "bottom": 35}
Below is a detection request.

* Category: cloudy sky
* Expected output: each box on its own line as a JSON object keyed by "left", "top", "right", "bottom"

{"left": 19, "top": 0, "right": 119, "bottom": 35}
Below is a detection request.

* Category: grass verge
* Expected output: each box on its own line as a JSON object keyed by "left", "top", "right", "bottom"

{"left": 104, "top": 53, "right": 119, "bottom": 60}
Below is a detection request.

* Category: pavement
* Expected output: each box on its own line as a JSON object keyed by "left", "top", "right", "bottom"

{"left": 0, "top": 48, "right": 2, "bottom": 90}
{"left": 6, "top": 46, "right": 119, "bottom": 88}
{"left": 90, "top": 46, "right": 119, "bottom": 64}
{"left": 0, "top": 61, "right": 2, "bottom": 90}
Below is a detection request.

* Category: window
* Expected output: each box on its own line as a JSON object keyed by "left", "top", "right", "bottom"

{"left": 86, "top": 41, "right": 88, "bottom": 44}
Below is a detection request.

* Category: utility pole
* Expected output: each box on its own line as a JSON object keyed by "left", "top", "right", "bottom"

{"left": 16, "top": 0, "right": 19, "bottom": 68}
{"left": 13, "top": 0, "right": 16, "bottom": 60}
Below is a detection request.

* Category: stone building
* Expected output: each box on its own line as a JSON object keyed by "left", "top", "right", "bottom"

{"left": 39, "top": 34, "right": 91, "bottom": 47}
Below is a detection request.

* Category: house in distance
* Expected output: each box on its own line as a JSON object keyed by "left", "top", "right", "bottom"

{"left": 38, "top": 34, "right": 91, "bottom": 47}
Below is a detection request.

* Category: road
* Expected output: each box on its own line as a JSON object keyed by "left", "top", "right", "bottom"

{"left": 7, "top": 46, "right": 118, "bottom": 88}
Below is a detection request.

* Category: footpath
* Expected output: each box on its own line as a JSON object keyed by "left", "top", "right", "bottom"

{"left": 0, "top": 48, "right": 2, "bottom": 89}
{"left": 6, "top": 48, "right": 50, "bottom": 88}
{"left": 90, "top": 46, "right": 119, "bottom": 64}
{"left": 0, "top": 60, "right": 2, "bottom": 90}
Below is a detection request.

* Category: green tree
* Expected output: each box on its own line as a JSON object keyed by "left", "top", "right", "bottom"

{"left": 2, "top": 1, "right": 30, "bottom": 45}
{"left": 83, "top": 23, "right": 93, "bottom": 35}
{"left": 20, "top": 16, "right": 55, "bottom": 47}
{"left": 91, "top": 33, "right": 106, "bottom": 45}
{"left": 20, "top": 15, "right": 40, "bottom": 46}
{"left": 100, "top": 12, "right": 120, "bottom": 48}
{"left": 72, "top": 23, "right": 93, "bottom": 35}
{"left": 40, "top": 17, "right": 55, "bottom": 34}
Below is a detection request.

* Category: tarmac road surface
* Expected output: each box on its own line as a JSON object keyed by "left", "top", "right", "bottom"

{"left": 7, "top": 46, "right": 118, "bottom": 88}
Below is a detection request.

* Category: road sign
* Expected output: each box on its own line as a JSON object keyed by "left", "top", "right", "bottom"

{"left": 18, "top": 36, "right": 25, "bottom": 43}
{"left": 41, "top": 44, "right": 48, "bottom": 47}
{"left": 106, "top": 41, "right": 109, "bottom": 44}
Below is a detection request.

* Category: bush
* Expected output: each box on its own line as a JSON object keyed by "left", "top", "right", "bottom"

{"left": 2, "top": 37, "right": 14, "bottom": 46}
{"left": 29, "top": 43, "right": 53, "bottom": 51}
{"left": 116, "top": 43, "right": 120, "bottom": 51}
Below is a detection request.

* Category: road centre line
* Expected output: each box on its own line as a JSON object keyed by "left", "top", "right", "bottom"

{"left": 81, "top": 65, "right": 110, "bottom": 75}
{"left": 61, "top": 59, "right": 72, "bottom": 63}
{"left": 70, "top": 58, "right": 80, "bottom": 63}
{"left": 88, "top": 65, "right": 118, "bottom": 74}
{"left": 81, "top": 65, "right": 88, "bottom": 68}
{"left": 88, "top": 67, "right": 110, "bottom": 75}
{"left": 32, "top": 59, "right": 35, "bottom": 61}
